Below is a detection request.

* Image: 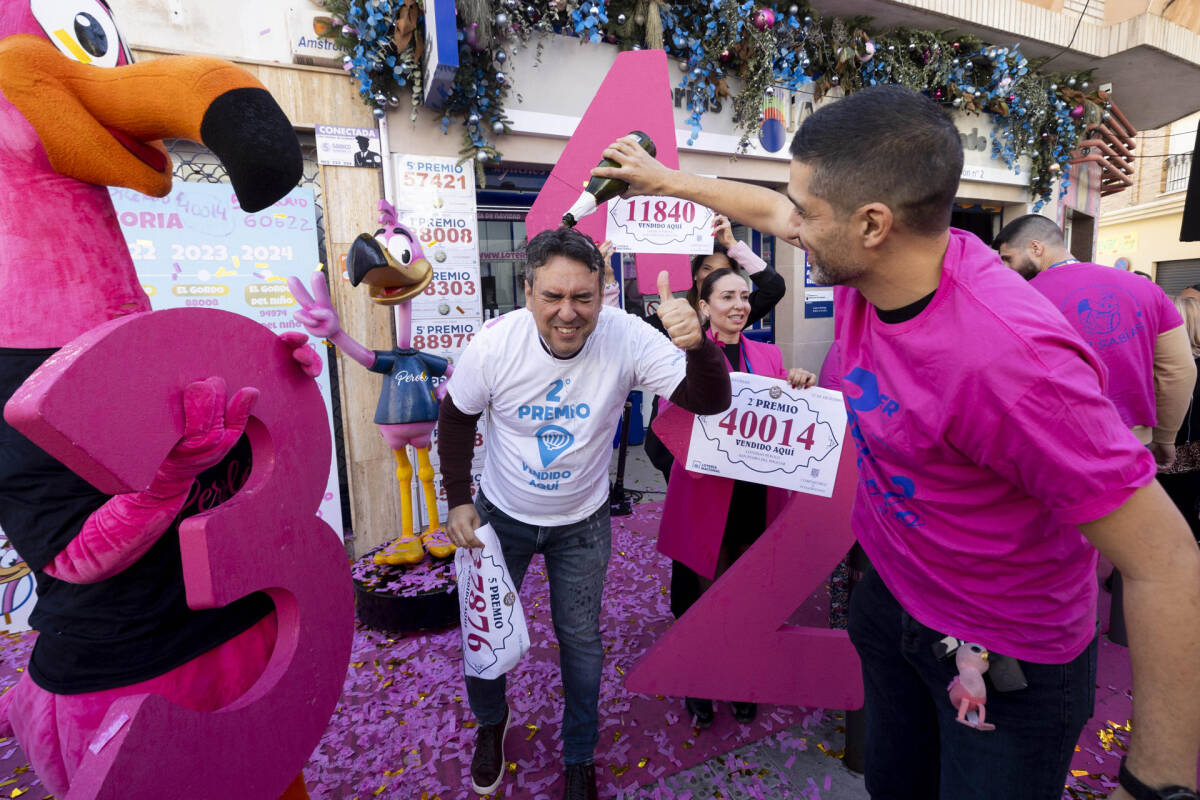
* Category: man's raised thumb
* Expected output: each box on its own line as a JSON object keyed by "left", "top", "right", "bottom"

{"left": 657, "top": 270, "right": 673, "bottom": 306}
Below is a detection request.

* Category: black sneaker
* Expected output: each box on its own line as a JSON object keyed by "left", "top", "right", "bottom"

{"left": 470, "top": 706, "right": 511, "bottom": 795}
{"left": 684, "top": 697, "right": 715, "bottom": 728}
{"left": 731, "top": 701, "right": 758, "bottom": 723}
{"left": 563, "top": 762, "right": 598, "bottom": 800}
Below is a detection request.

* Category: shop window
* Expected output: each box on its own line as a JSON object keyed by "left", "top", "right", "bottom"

{"left": 478, "top": 207, "right": 530, "bottom": 316}
{"left": 742, "top": 226, "right": 776, "bottom": 343}
{"left": 951, "top": 203, "right": 1001, "bottom": 246}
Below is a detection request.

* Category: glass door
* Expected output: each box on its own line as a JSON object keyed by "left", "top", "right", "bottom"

{"left": 477, "top": 207, "right": 528, "bottom": 317}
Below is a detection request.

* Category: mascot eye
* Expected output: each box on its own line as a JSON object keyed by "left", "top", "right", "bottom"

{"left": 73, "top": 12, "right": 107, "bottom": 56}
{"left": 30, "top": 0, "right": 131, "bottom": 68}
{"left": 388, "top": 239, "right": 414, "bottom": 266}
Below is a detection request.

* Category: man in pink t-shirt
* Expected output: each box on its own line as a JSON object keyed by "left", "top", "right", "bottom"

{"left": 597, "top": 85, "right": 1200, "bottom": 800}
{"left": 994, "top": 214, "right": 1195, "bottom": 468}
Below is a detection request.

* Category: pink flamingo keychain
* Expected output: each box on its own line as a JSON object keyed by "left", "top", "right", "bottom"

{"left": 947, "top": 642, "right": 997, "bottom": 731}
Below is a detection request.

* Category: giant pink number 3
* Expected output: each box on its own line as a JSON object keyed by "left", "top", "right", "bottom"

{"left": 6, "top": 308, "right": 353, "bottom": 800}
{"left": 625, "top": 404, "right": 864, "bottom": 710}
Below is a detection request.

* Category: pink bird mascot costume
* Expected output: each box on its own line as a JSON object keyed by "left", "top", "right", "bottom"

{"left": 0, "top": 2, "right": 334, "bottom": 797}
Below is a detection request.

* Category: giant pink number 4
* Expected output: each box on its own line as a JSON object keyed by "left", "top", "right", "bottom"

{"left": 625, "top": 404, "right": 864, "bottom": 710}
{"left": 5, "top": 308, "right": 354, "bottom": 800}
{"left": 524, "top": 48, "right": 692, "bottom": 294}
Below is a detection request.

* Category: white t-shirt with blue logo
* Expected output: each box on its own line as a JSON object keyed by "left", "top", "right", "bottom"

{"left": 445, "top": 306, "right": 687, "bottom": 526}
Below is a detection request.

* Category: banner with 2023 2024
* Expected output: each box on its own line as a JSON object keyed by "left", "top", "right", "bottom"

{"left": 686, "top": 372, "right": 847, "bottom": 497}
{"left": 108, "top": 182, "right": 345, "bottom": 535}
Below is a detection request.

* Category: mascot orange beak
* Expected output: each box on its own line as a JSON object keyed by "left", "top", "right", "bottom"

{"left": 0, "top": 35, "right": 300, "bottom": 211}
{"left": 346, "top": 233, "right": 434, "bottom": 306}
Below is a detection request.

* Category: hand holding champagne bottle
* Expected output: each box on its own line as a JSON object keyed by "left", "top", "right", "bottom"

{"left": 561, "top": 131, "right": 656, "bottom": 227}
{"left": 592, "top": 133, "right": 678, "bottom": 198}
{"left": 655, "top": 270, "right": 702, "bottom": 351}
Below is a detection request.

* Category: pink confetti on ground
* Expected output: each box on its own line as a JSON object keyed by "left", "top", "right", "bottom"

{"left": 351, "top": 544, "right": 456, "bottom": 598}
{"left": 0, "top": 502, "right": 1174, "bottom": 799}
{"left": 304, "top": 502, "right": 823, "bottom": 798}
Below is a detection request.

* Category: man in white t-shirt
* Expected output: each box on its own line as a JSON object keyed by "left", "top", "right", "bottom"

{"left": 438, "top": 227, "right": 731, "bottom": 800}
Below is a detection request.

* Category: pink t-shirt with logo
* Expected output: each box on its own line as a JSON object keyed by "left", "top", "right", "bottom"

{"left": 834, "top": 229, "right": 1156, "bottom": 664}
{"left": 1031, "top": 262, "right": 1183, "bottom": 429}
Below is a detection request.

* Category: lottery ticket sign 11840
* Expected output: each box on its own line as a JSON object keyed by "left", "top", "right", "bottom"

{"left": 685, "top": 373, "right": 847, "bottom": 497}
{"left": 605, "top": 195, "right": 715, "bottom": 255}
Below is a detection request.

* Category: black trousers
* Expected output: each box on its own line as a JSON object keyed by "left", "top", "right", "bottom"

{"left": 668, "top": 479, "right": 767, "bottom": 617}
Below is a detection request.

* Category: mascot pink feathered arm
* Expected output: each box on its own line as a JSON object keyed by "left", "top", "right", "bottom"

{"left": 41, "top": 378, "right": 256, "bottom": 583}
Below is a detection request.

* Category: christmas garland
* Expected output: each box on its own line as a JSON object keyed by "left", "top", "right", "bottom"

{"left": 314, "top": 0, "right": 1112, "bottom": 210}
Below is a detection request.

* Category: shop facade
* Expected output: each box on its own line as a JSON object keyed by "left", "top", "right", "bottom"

{"left": 103, "top": 0, "right": 1179, "bottom": 555}
{"left": 379, "top": 34, "right": 1101, "bottom": 381}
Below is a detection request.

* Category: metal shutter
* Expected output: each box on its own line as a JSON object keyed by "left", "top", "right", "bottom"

{"left": 1155, "top": 259, "right": 1200, "bottom": 295}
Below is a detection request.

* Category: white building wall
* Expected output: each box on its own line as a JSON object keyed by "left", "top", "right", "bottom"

{"left": 109, "top": 0, "right": 300, "bottom": 62}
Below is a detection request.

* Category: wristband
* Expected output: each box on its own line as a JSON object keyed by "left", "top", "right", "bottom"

{"left": 1119, "top": 757, "right": 1200, "bottom": 800}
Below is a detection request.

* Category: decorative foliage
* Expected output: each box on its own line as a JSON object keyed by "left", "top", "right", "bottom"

{"left": 314, "top": 0, "right": 1114, "bottom": 208}
{"left": 317, "top": 0, "right": 424, "bottom": 119}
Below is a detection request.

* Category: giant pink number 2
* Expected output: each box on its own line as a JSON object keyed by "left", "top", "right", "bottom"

{"left": 626, "top": 403, "right": 864, "bottom": 710}
{"left": 5, "top": 308, "right": 354, "bottom": 800}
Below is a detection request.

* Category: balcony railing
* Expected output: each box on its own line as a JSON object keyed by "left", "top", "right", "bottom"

{"left": 1071, "top": 99, "right": 1137, "bottom": 197}
{"left": 1165, "top": 152, "right": 1193, "bottom": 194}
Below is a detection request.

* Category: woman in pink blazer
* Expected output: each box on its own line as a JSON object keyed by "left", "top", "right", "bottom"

{"left": 657, "top": 267, "right": 815, "bottom": 726}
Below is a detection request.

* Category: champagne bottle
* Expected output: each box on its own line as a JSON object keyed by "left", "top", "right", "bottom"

{"left": 561, "top": 131, "right": 656, "bottom": 227}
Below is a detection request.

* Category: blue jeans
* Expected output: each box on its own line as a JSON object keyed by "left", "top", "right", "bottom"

{"left": 847, "top": 567, "right": 1097, "bottom": 800}
{"left": 466, "top": 490, "right": 612, "bottom": 766}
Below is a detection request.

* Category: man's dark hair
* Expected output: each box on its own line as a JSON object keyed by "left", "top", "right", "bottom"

{"left": 524, "top": 227, "right": 603, "bottom": 286}
{"left": 686, "top": 242, "right": 730, "bottom": 310}
{"left": 992, "top": 214, "right": 1066, "bottom": 251}
{"left": 789, "top": 85, "right": 962, "bottom": 235}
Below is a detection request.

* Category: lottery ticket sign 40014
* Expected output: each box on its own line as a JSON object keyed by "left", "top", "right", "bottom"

{"left": 686, "top": 372, "right": 847, "bottom": 498}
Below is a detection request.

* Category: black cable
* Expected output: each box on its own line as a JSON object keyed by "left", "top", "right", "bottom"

{"left": 1040, "top": 0, "right": 1092, "bottom": 68}
{"left": 1086, "top": 151, "right": 1192, "bottom": 159}
{"left": 1095, "top": 131, "right": 1196, "bottom": 140}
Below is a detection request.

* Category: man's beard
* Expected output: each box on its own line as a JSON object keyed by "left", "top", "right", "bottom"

{"left": 805, "top": 225, "right": 866, "bottom": 286}
{"left": 1013, "top": 257, "right": 1039, "bottom": 281}
{"left": 808, "top": 251, "right": 866, "bottom": 286}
